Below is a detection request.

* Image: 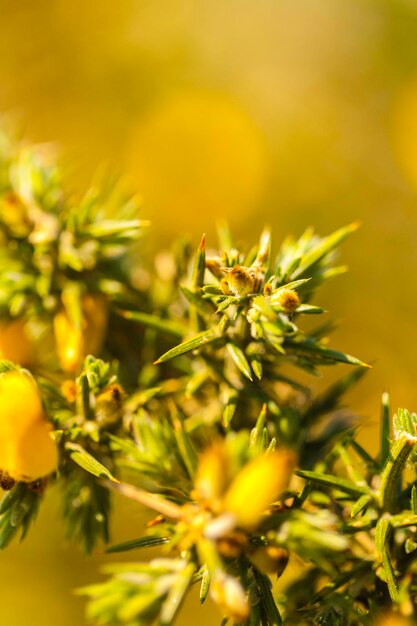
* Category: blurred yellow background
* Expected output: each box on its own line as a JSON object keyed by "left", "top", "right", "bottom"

{"left": 1, "top": 0, "right": 417, "bottom": 623}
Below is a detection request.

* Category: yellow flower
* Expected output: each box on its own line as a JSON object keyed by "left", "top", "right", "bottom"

{"left": 0, "top": 320, "right": 36, "bottom": 366}
{"left": 0, "top": 371, "right": 58, "bottom": 482}
{"left": 54, "top": 293, "right": 108, "bottom": 372}
{"left": 194, "top": 443, "right": 296, "bottom": 531}
{"left": 223, "top": 450, "right": 296, "bottom": 529}
{"left": 194, "top": 442, "right": 230, "bottom": 513}
{"left": 54, "top": 310, "right": 83, "bottom": 372}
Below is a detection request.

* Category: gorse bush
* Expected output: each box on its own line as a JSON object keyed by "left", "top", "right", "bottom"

{"left": 0, "top": 131, "right": 415, "bottom": 626}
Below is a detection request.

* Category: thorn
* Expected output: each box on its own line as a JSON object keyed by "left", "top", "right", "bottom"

{"left": 349, "top": 220, "right": 362, "bottom": 232}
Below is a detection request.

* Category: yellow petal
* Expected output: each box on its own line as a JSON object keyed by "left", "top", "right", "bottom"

{"left": 54, "top": 310, "right": 83, "bottom": 373}
{"left": 0, "top": 372, "right": 43, "bottom": 437}
{"left": 0, "top": 320, "right": 36, "bottom": 366}
{"left": 9, "top": 420, "right": 58, "bottom": 482}
{"left": 223, "top": 449, "right": 296, "bottom": 529}
{"left": 82, "top": 294, "right": 109, "bottom": 356}
{"left": 0, "top": 371, "right": 58, "bottom": 481}
{"left": 54, "top": 294, "right": 108, "bottom": 373}
{"left": 194, "top": 443, "right": 230, "bottom": 511}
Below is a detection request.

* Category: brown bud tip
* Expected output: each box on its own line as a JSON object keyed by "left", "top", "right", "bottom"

{"left": 273, "top": 288, "right": 300, "bottom": 313}
{"left": 0, "top": 471, "right": 16, "bottom": 491}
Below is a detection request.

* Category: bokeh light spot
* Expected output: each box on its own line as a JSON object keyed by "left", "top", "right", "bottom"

{"left": 126, "top": 92, "right": 268, "bottom": 231}
{"left": 391, "top": 76, "right": 417, "bottom": 190}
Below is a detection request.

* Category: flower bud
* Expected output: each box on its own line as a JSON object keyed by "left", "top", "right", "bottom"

{"left": 271, "top": 288, "right": 300, "bottom": 313}
{"left": 95, "top": 384, "right": 124, "bottom": 428}
{"left": 222, "top": 265, "right": 257, "bottom": 297}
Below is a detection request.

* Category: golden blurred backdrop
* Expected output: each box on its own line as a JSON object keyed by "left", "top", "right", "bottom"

{"left": 1, "top": 0, "right": 417, "bottom": 623}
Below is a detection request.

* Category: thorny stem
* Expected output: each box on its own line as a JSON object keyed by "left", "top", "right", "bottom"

{"left": 378, "top": 434, "right": 417, "bottom": 513}
{"left": 103, "top": 480, "right": 183, "bottom": 520}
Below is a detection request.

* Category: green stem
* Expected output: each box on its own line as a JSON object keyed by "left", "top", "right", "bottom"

{"left": 104, "top": 480, "right": 183, "bottom": 519}
{"left": 190, "top": 233, "right": 206, "bottom": 331}
{"left": 379, "top": 435, "right": 416, "bottom": 513}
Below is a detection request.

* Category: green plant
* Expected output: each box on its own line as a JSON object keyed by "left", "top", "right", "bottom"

{"left": 0, "top": 132, "right": 414, "bottom": 626}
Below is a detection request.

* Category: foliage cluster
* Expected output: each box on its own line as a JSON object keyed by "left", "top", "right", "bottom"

{"left": 0, "top": 134, "right": 415, "bottom": 626}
